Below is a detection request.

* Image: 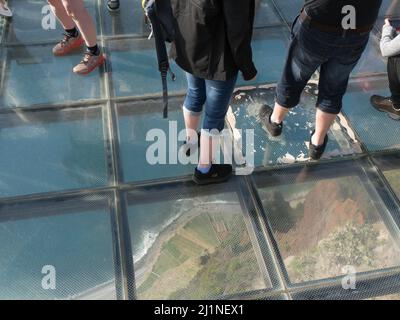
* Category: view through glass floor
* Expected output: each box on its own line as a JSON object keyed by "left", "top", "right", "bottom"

{"left": 0, "top": 0, "right": 400, "bottom": 300}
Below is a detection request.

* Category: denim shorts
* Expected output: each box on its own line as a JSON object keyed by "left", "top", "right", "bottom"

{"left": 276, "top": 15, "right": 370, "bottom": 114}
{"left": 183, "top": 72, "right": 238, "bottom": 132}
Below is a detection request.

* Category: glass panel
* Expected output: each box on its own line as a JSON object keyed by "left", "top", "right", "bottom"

{"left": 100, "top": 0, "right": 148, "bottom": 37}
{"left": 292, "top": 275, "right": 400, "bottom": 300}
{"left": 0, "top": 194, "right": 116, "bottom": 300}
{"left": 126, "top": 182, "right": 272, "bottom": 299}
{"left": 373, "top": 153, "right": 400, "bottom": 200}
{"left": 237, "top": 27, "right": 291, "bottom": 87}
{"left": 254, "top": 0, "right": 285, "bottom": 28}
{"left": 229, "top": 85, "right": 362, "bottom": 168}
{"left": 368, "top": 293, "right": 400, "bottom": 300}
{"left": 254, "top": 160, "right": 400, "bottom": 285}
{"left": 0, "top": 107, "right": 108, "bottom": 197}
{"left": 101, "top": 0, "right": 285, "bottom": 37}
{"left": 116, "top": 99, "right": 196, "bottom": 183}
{"left": 109, "top": 28, "right": 290, "bottom": 98}
{"left": 374, "top": 0, "right": 399, "bottom": 34}
{"left": 342, "top": 79, "right": 400, "bottom": 152}
{"left": 1, "top": 45, "right": 103, "bottom": 108}
{"left": 108, "top": 39, "right": 187, "bottom": 98}
{"left": 352, "top": 37, "right": 386, "bottom": 77}
{"left": 272, "top": 0, "right": 303, "bottom": 24}
{"left": 5, "top": 0, "right": 98, "bottom": 45}
{"left": 384, "top": 170, "right": 400, "bottom": 199}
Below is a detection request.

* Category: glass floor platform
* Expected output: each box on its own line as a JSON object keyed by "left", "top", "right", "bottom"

{"left": 0, "top": 0, "right": 400, "bottom": 300}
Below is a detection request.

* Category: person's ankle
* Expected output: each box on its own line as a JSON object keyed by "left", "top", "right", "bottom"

{"left": 197, "top": 164, "right": 211, "bottom": 174}
{"left": 270, "top": 113, "right": 282, "bottom": 125}
{"left": 87, "top": 44, "right": 100, "bottom": 56}
{"left": 65, "top": 27, "right": 79, "bottom": 38}
{"left": 311, "top": 133, "right": 324, "bottom": 147}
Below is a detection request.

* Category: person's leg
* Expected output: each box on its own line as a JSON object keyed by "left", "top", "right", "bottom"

{"left": 59, "top": 0, "right": 104, "bottom": 74}
{"left": 48, "top": 0, "right": 75, "bottom": 30}
{"left": 388, "top": 56, "right": 400, "bottom": 108}
{"left": 183, "top": 73, "right": 206, "bottom": 144}
{"left": 266, "top": 19, "right": 325, "bottom": 136}
{"left": 49, "top": 0, "right": 84, "bottom": 57}
{"left": 192, "top": 75, "right": 237, "bottom": 185}
{"left": 198, "top": 75, "right": 238, "bottom": 170}
{"left": 61, "top": 0, "right": 97, "bottom": 47}
{"left": 312, "top": 109, "right": 336, "bottom": 146}
{"left": 370, "top": 56, "right": 400, "bottom": 119}
{"left": 313, "top": 37, "right": 368, "bottom": 159}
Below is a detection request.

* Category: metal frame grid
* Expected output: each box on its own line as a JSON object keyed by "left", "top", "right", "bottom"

{"left": 0, "top": 0, "right": 399, "bottom": 300}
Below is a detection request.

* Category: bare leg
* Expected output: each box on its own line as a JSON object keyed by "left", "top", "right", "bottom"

{"left": 47, "top": 0, "right": 75, "bottom": 30}
{"left": 312, "top": 109, "right": 336, "bottom": 146}
{"left": 183, "top": 109, "right": 201, "bottom": 143}
{"left": 271, "top": 101, "right": 290, "bottom": 124}
{"left": 61, "top": 0, "right": 97, "bottom": 47}
{"left": 198, "top": 133, "right": 213, "bottom": 168}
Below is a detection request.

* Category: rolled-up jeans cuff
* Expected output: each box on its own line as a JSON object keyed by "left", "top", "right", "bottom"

{"left": 317, "top": 103, "right": 341, "bottom": 115}
{"left": 183, "top": 105, "right": 202, "bottom": 116}
{"left": 201, "top": 128, "right": 223, "bottom": 138}
{"left": 275, "top": 94, "right": 300, "bottom": 109}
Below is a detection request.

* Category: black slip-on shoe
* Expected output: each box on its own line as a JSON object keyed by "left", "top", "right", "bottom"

{"left": 107, "top": 0, "right": 120, "bottom": 12}
{"left": 259, "top": 104, "right": 283, "bottom": 137}
{"left": 370, "top": 95, "right": 400, "bottom": 120}
{"left": 193, "top": 164, "right": 233, "bottom": 185}
{"left": 309, "top": 130, "right": 328, "bottom": 160}
{"left": 182, "top": 132, "right": 201, "bottom": 157}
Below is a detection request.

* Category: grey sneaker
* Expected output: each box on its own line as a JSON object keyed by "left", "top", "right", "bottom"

{"left": 52, "top": 34, "right": 84, "bottom": 56}
{"left": 73, "top": 52, "right": 105, "bottom": 75}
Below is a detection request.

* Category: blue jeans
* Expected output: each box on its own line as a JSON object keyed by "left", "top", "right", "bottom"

{"left": 276, "top": 15, "right": 370, "bottom": 114}
{"left": 183, "top": 73, "right": 238, "bottom": 132}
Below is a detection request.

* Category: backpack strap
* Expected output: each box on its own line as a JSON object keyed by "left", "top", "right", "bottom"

{"left": 144, "top": 0, "right": 175, "bottom": 118}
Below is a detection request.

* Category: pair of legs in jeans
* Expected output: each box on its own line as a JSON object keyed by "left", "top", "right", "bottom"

{"left": 370, "top": 56, "right": 400, "bottom": 119}
{"left": 183, "top": 72, "right": 237, "bottom": 184}
{"left": 266, "top": 15, "right": 370, "bottom": 159}
{"left": 48, "top": 0, "right": 105, "bottom": 75}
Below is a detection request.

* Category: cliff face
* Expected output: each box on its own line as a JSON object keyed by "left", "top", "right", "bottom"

{"left": 277, "top": 179, "right": 368, "bottom": 257}
{"left": 267, "top": 177, "right": 400, "bottom": 283}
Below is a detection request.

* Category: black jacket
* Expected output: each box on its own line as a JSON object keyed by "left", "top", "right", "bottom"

{"left": 170, "top": 0, "right": 257, "bottom": 81}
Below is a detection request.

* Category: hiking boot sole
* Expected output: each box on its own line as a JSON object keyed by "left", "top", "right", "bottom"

{"left": 192, "top": 172, "right": 233, "bottom": 186}
{"left": 389, "top": 113, "right": 400, "bottom": 120}
{"left": 261, "top": 125, "right": 285, "bottom": 142}
{"left": 373, "top": 104, "right": 400, "bottom": 121}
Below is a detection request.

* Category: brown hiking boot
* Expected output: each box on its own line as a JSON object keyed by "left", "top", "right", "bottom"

{"left": 73, "top": 52, "right": 105, "bottom": 75}
{"left": 370, "top": 95, "right": 400, "bottom": 120}
{"left": 52, "top": 34, "right": 84, "bottom": 56}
